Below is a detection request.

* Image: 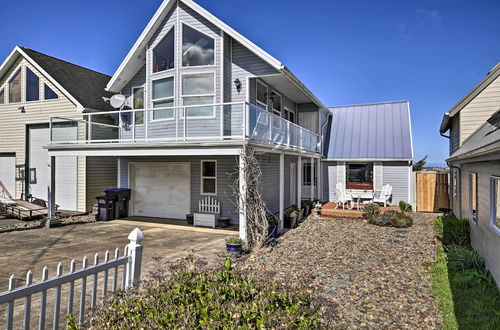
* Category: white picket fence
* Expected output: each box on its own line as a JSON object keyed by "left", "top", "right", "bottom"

{"left": 0, "top": 228, "right": 144, "bottom": 330}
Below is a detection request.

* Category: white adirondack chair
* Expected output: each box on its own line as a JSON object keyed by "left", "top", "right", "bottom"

{"left": 194, "top": 196, "right": 220, "bottom": 228}
{"left": 372, "top": 184, "right": 393, "bottom": 207}
{"left": 335, "top": 183, "right": 353, "bottom": 210}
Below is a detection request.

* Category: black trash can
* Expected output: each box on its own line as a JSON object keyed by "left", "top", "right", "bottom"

{"left": 96, "top": 196, "right": 116, "bottom": 221}
{"left": 105, "top": 188, "right": 131, "bottom": 219}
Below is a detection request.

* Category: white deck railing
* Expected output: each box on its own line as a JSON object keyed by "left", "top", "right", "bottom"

{"left": 49, "top": 102, "right": 320, "bottom": 153}
{"left": 0, "top": 228, "right": 144, "bottom": 330}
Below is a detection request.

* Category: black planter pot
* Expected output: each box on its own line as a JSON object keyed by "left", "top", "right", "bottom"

{"left": 219, "top": 217, "right": 230, "bottom": 228}
{"left": 186, "top": 213, "right": 194, "bottom": 225}
{"left": 268, "top": 221, "right": 279, "bottom": 238}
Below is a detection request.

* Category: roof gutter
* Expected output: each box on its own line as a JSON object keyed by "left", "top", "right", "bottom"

{"left": 439, "top": 112, "right": 450, "bottom": 138}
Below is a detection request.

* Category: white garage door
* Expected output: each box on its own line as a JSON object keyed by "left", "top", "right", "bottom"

{"left": 130, "top": 162, "right": 191, "bottom": 219}
{"left": 29, "top": 126, "right": 78, "bottom": 210}
{"left": 0, "top": 154, "right": 16, "bottom": 197}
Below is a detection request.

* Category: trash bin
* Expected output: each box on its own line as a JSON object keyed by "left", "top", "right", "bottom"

{"left": 95, "top": 196, "right": 116, "bottom": 221}
{"left": 105, "top": 188, "right": 131, "bottom": 219}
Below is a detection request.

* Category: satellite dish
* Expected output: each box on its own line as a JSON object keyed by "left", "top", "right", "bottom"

{"left": 110, "top": 94, "right": 126, "bottom": 109}
{"left": 124, "top": 96, "right": 132, "bottom": 108}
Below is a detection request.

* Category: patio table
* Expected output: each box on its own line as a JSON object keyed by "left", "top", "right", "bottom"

{"left": 350, "top": 191, "right": 374, "bottom": 210}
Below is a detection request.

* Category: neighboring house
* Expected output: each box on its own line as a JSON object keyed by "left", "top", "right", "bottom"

{"left": 0, "top": 46, "right": 117, "bottom": 212}
{"left": 322, "top": 101, "right": 414, "bottom": 205}
{"left": 45, "top": 0, "right": 330, "bottom": 237}
{"left": 440, "top": 63, "right": 500, "bottom": 286}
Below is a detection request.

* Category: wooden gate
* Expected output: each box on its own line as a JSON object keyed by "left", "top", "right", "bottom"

{"left": 416, "top": 172, "right": 449, "bottom": 212}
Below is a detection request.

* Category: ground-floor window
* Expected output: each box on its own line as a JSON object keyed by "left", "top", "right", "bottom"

{"left": 201, "top": 160, "right": 217, "bottom": 195}
{"left": 303, "top": 161, "right": 317, "bottom": 186}
{"left": 491, "top": 176, "right": 500, "bottom": 233}
{"left": 469, "top": 172, "right": 478, "bottom": 222}
{"left": 346, "top": 163, "right": 373, "bottom": 190}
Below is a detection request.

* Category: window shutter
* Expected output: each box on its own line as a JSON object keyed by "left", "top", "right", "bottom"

{"left": 374, "top": 162, "right": 383, "bottom": 191}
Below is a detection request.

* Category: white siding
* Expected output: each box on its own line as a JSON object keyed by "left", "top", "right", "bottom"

{"left": 382, "top": 161, "right": 410, "bottom": 204}
{"left": 85, "top": 157, "right": 118, "bottom": 212}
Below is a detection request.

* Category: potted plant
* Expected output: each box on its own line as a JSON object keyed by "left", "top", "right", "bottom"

{"left": 284, "top": 208, "right": 295, "bottom": 228}
{"left": 226, "top": 237, "right": 244, "bottom": 256}
{"left": 186, "top": 213, "right": 194, "bottom": 225}
{"left": 296, "top": 207, "right": 304, "bottom": 223}
{"left": 267, "top": 215, "right": 279, "bottom": 239}
{"left": 301, "top": 200, "right": 311, "bottom": 216}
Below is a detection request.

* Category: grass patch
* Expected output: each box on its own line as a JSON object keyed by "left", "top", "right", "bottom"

{"left": 429, "top": 216, "right": 500, "bottom": 329}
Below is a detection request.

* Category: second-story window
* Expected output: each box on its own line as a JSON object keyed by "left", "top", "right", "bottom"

{"left": 44, "top": 84, "right": 58, "bottom": 100}
{"left": 9, "top": 70, "right": 21, "bottom": 103}
{"left": 0, "top": 88, "right": 4, "bottom": 105}
{"left": 182, "top": 73, "right": 215, "bottom": 118}
{"left": 26, "top": 67, "right": 39, "bottom": 102}
{"left": 152, "top": 77, "right": 174, "bottom": 120}
{"left": 132, "top": 86, "right": 144, "bottom": 125}
{"left": 153, "top": 27, "right": 175, "bottom": 73}
{"left": 256, "top": 81, "right": 267, "bottom": 110}
{"left": 271, "top": 93, "right": 282, "bottom": 116}
{"left": 182, "top": 24, "right": 214, "bottom": 67}
{"left": 285, "top": 108, "right": 295, "bottom": 123}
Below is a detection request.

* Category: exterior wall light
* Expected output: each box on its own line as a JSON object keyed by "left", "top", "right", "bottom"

{"left": 234, "top": 79, "right": 242, "bottom": 93}
{"left": 19, "top": 106, "right": 25, "bottom": 113}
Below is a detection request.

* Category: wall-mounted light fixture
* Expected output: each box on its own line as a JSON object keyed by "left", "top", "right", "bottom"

{"left": 234, "top": 79, "right": 242, "bottom": 94}
{"left": 269, "top": 92, "right": 276, "bottom": 102}
{"left": 18, "top": 106, "right": 25, "bottom": 113}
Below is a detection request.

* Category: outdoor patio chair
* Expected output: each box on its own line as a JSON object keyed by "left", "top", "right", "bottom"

{"left": 372, "top": 184, "right": 393, "bottom": 207}
{"left": 335, "top": 183, "right": 353, "bottom": 210}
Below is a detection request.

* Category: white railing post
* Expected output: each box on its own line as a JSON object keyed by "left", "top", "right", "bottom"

{"left": 268, "top": 114, "right": 272, "bottom": 142}
{"left": 126, "top": 228, "right": 144, "bottom": 288}
{"left": 245, "top": 103, "right": 250, "bottom": 137}
{"left": 88, "top": 114, "right": 92, "bottom": 143}
{"left": 6, "top": 275, "right": 15, "bottom": 330}
{"left": 183, "top": 108, "right": 187, "bottom": 141}
{"left": 219, "top": 105, "right": 224, "bottom": 140}
{"left": 287, "top": 121, "right": 290, "bottom": 147}
{"left": 132, "top": 111, "right": 136, "bottom": 143}
{"left": 300, "top": 129, "right": 303, "bottom": 149}
{"left": 23, "top": 270, "right": 33, "bottom": 329}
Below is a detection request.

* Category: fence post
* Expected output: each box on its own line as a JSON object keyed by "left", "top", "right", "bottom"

{"left": 126, "top": 228, "right": 144, "bottom": 288}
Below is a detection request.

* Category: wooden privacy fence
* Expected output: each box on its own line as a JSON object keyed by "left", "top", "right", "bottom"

{"left": 416, "top": 172, "right": 449, "bottom": 212}
{"left": 0, "top": 228, "right": 144, "bottom": 330}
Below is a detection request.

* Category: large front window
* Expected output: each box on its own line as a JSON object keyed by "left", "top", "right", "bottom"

{"left": 9, "top": 70, "right": 21, "bottom": 103}
{"left": 256, "top": 81, "right": 267, "bottom": 110}
{"left": 132, "top": 86, "right": 144, "bottom": 125}
{"left": 26, "top": 67, "right": 39, "bottom": 101}
{"left": 153, "top": 27, "right": 175, "bottom": 73}
{"left": 182, "top": 24, "right": 214, "bottom": 67}
{"left": 182, "top": 73, "right": 215, "bottom": 118}
{"left": 271, "top": 92, "right": 282, "bottom": 116}
{"left": 346, "top": 163, "right": 373, "bottom": 190}
{"left": 152, "top": 77, "right": 174, "bottom": 120}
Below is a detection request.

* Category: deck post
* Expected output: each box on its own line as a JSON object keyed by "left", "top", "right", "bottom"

{"left": 47, "top": 156, "right": 56, "bottom": 221}
{"left": 310, "top": 156, "right": 314, "bottom": 201}
{"left": 316, "top": 158, "right": 321, "bottom": 201}
{"left": 126, "top": 228, "right": 144, "bottom": 288}
{"left": 297, "top": 156, "right": 302, "bottom": 208}
{"left": 238, "top": 150, "right": 247, "bottom": 241}
{"left": 279, "top": 153, "right": 284, "bottom": 230}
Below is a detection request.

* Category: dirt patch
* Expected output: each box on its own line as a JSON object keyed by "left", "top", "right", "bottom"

{"left": 237, "top": 213, "right": 441, "bottom": 328}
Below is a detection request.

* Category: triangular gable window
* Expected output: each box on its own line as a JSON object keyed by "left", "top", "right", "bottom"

{"left": 153, "top": 27, "right": 175, "bottom": 73}
{"left": 182, "top": 24, "right": 214, "bottom": 67}
{"left": 9, "top": 70, "right": 21, "bottom": 103}
{"left": 26, "top": 67, "right": 40, "bottom": 102}
{"left": 0, "top": 88, "right": 4, "bottom": 104}
{"left": 44, "top": 83, "right": 58, "bottom": 100}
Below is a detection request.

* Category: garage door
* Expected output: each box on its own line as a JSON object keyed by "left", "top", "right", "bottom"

{"left": 29, "top": 126, "right": 78, "bottom": 210}
{"left": 130, "top": 162, "right": 190, "bottom": 219}
{"left": 0, "top": 154, "right": 16, "bottom": 197}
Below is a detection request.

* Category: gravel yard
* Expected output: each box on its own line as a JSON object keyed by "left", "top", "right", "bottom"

{"left": 238, "top": 213, "right": 441, "bottom": 328}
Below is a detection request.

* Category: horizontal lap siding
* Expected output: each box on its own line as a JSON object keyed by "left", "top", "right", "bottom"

{"left": 382, "top": 161, "right": 410, "bottom": 204}
{"left": 259, "top": 153, "right": 280, "bottom": 215}
{"left": 248, "top": 78, "right": 297, "bottom": 119}
{"left": 85, "top": 157, "right": 117, "bottom": 212}
{"left": 323, "top": 161, "right": 337, "bottom": 201}
{"left": 118, "top": 156, "right": 239, "bottom": 223}
{"left": 450, "top": 115, "right": 460, "bottom": 155}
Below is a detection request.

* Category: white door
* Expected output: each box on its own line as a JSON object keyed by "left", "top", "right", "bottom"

{"left": 299, "top": 113, "right": 318, "bottom": 134}
{"left": 290, "top": 162, "right": 296, "bottom": 206}
{"left": 130, "top": 162, "right": 191, "bottom": 219}
{"left": 29, "top": 126, "right": 78, "bottom": 210}
{"left": 0, "top": 154, "right": 16, "bottom": 197}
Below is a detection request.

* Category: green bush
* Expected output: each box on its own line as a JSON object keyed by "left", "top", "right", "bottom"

{"left": 446, "top": 245, "right": 485, "bottom": 272}
{"left": 226, "top": 237, "right": 244, "bottom": 245}
{"left": 82, "top": 258, "right": 319, "bottom": 329}
{"left": 362, "top": 203, "right": 380, "bottom": 220}
{"left": 393, "top": 213, "right": 414, "bottom": 228}
{"left": 434, "top": 216, "right": 470, "bottom": 246}
{"left": 398, "top": 201, "right": 413, "bottom": 213}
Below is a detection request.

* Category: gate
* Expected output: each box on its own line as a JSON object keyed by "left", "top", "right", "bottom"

{"left": 416, "top": 172, "right": 449, "bottom": 212}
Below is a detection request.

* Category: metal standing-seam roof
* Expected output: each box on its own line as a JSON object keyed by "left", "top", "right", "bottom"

{"left": 325, "top": 101, "right": 413, "bottom": 160}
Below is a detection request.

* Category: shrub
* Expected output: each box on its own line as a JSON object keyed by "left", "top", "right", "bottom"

{"left": 393, "top": 213, "right": 414, "bottom": 228}
{"left": 398, "top": 201, "right": 413, "bottom": 213}
{"left": 362, "top": 203, "right": 380, "bottom": 220}
{"left": 83, "top": 258, "right": 319, "bottom": 329}
{"left": 446, "top": 245, "right": 485, "bottom": 272}
{"left": 435, "top": 216, "right": 470, "bottom": 246}
{"left": 226, "top": 237, "right": 244, "bottom": 245}
{"left": 369, "top": 209, "right": 399, "bottom": 227}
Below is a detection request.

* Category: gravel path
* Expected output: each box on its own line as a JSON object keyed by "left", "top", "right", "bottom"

{"left": 237, "top": 213, "right": 441, "bottom": 328}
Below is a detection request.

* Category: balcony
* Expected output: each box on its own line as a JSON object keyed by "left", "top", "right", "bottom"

{"left": 49, "top": 102, "right": 320, "bottom": 153}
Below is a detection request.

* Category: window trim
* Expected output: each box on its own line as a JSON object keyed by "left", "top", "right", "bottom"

{"left": 8, "top": 68, "right": 22, "bottom": 104}
{"left": 345, "top": 162, "right": 374, "bottom": 190}
{"left": 284, "top": 106, "right": 295, "bottom": 123}
{"left": 302, "top": 160, "right": 317, "bottom": 186}
{"left": 0, "top": 87, "right": 4, "bottom": 105}
{"left": 181, "top": 21, "right": 216, "bottom": 68}
{"left": 201, "top": 160, "right": 217, "bottom": 196}
{"left": 25, "top": 66, "right": 40, "bottom": 103}
{"left": 150, "top": 25, "right": 175, "bottom": 75}
{"left": 151, "top": 75, "right": 175, "bottom": 122}
{"left": 490, "top": 176, "right": 500, "bottom": 235}
{"left": 256, "top": 80, "right": 268, "bottom": 110}
{"left": 271, "top": 91, "right": 282, "bottom": 117}
{"left": 180, "top": 72, "right": 216, "bottom": 119}
{"left": 131, "top": 86, "right": 145, "bottom": 126}
{"left": 469, "top": 172, "right": 478, "bottom": 223}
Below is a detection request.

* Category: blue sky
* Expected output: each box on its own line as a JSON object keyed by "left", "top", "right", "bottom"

{"left": 1, "top": 0, "right": 499, "bottom": 166}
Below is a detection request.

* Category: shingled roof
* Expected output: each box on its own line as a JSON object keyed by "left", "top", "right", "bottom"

{"left": 325, "top": 101, "right": 413, "bottom": 160}
{"left": 20, "top": 47, "right": 113, "bottom": 111}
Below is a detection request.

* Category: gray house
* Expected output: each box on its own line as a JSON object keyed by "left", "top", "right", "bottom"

{"left": 440, "top": 63, "right": 500, "bottom": 286}
{"left": 46, "top": 0, "right": 330, "bottom": 239}
{"left": 322, "top": 101, "right": 414, "bottom": 205}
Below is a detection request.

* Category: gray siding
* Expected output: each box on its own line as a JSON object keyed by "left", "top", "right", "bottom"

{"left": 259, "top": 154, "right": 280, "bottom": 215}
{"left": 450, "top": 114, "right": 460, "bottom": 155}
{"left": 118, "top": 156, "right": 239, "bottom": 222}
{"left": 248, "top": 78, "right": 297, "bottom": 119}
{"left": 85, "top": 157, "right": 118, "bottom": 212}
{"left": 382, "top": 161, "right": 410, "bottom": 204}
{"left": 323, "top": 161, "right": 337, "bottom": 201}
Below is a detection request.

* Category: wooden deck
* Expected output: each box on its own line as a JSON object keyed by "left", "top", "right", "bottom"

{"left": 320, "top": 202, "right": 400, "bottom": 219}
{"left": 3, "top": 200, "right": 48, "bottom": 220}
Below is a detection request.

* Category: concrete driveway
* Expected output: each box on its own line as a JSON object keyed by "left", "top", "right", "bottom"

{"left": 0, "top": 220, "right": 230, "bottom": 291}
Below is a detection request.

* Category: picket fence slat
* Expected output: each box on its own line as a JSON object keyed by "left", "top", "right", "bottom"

{"left": 0, "top": 228, "right": 144, "bottom": 330}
